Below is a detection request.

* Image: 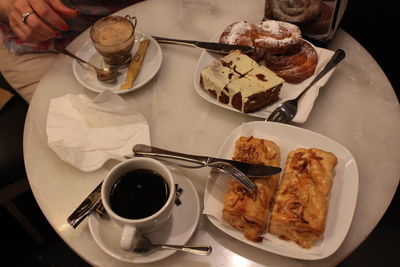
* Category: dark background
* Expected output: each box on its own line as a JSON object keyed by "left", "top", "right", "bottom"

{"left": 340, "top": 0, "right": 398, "bottom": 100}
{"left": 1, "top": 0, "right": 399, "bottom": 266}
{"left": 337, "top": 1, "right": 400, "bottom": 266}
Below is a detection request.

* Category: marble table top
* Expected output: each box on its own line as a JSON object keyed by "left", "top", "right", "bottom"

{"left": 23, "top": 0, "right": 400, "bottom": 266}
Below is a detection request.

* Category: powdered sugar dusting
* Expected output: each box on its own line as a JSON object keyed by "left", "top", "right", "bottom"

{"left": 259, "top": 20, "right": 281, "bottom": 35}
{"left": 220, "top": 20, "right": 302, "bottom": 54}
{"left": 221, "top": 21, "right": 253, "bottom": 44}
{"left": 254, "top": 20, "right": 301, "bottom": 49}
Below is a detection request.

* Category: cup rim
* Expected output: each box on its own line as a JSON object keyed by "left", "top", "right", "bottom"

{"left": 90, "top": 15, "right": 135, "bottom": 47}
{"left": 101, "top": 157, "right": 175, "bottom": 223}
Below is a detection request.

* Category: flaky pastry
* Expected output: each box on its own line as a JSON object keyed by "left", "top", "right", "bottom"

{"left": 223, "top": 136, "right": 280, "bottom": 242}
{"left": 268, "top": 148, "right": 337, "bottom": 248}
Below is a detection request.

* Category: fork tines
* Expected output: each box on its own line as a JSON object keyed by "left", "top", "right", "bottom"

{"left": 213, "top": 162, "right": 257, "bottom": 193}
{"left": 266, "top": 104, "right": 294, "bottom": 123}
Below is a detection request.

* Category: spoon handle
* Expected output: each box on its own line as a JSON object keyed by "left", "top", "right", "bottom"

{"left": 54, "top": 45, "right": 96, "bottom": 69}
{"left": 156, "top": 244, "right": 212, "bottom": 256}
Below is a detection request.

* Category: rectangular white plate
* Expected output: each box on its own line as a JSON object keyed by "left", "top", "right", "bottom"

{"left": 193, "top": 33, "right": 336, "bottom": 123}
{"left": 203, "top": 121, "right": 358, "bottom": 260}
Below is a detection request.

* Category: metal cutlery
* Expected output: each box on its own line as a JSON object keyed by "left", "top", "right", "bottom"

{"left": 54, "top": 45, "right": 118, "bottom": 83}
{"left": 131, "top": 144, "right": 269, "bottom": 193}
{"left": 206, "top": 161, "right": 257, "bottom": 192}
{"left": 67, "top": 182, "right": 103, "bottom": 228}
{"left": 131, "top": 144, "right": 281, "bottom": 177}
{"left": 133, "top": 235, "right": 212, "bottom": 255}
{"left": 152, "top": 36, "right": 254, "bottom": 54}
{"left": 68, "top": 141, "right": 275, "bottom": 227}
{"left": 126, "top": 153, "right": 256, "bottom": 192}
{"left": 267, "top": 49, "right": 346, "bottom": 124}
{"left": 66, "top": 162, "right": 256, "bottom": 228}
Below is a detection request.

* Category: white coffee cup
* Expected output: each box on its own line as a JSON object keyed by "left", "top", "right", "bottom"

{"left": 101, "top": 157, "right": 175, "bottom": 251}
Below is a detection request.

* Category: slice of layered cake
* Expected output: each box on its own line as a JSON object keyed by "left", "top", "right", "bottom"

{"left": 220, "top": 50, "right": 259, "bottom": 76}
{"left": 200, "top": 60, "right": 240, "bottom": 104}
{"left": 200, "top": 50, "right": 284, "bottom": 113}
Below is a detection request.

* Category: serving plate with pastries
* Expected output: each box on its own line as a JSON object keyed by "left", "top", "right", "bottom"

{"left": 203, "top": 121, "right": 358, "bottom": 260}
{"left": 193, "top": 20, "right": 339, "bottom": 123}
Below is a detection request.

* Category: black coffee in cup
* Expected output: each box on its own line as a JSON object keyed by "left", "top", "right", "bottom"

{"left": 110, "top": 169, "right": 169, "bottom": 219}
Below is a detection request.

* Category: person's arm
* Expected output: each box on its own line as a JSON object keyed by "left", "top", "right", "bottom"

{"left": 0, "top": 0, "right": 78, "bottom": 42}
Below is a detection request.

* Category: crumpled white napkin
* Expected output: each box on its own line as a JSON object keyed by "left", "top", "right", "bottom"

{"left": 46, "top": 90, "right": 150, "bottom": 172}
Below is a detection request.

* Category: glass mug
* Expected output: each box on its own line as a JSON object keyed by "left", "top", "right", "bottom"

{"left": 90, "top": 15, "right": 137, "bottom": 67}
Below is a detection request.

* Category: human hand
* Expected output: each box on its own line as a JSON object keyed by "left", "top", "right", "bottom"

{"left": 7, "top": 0, "right": 78, "bottom": 42}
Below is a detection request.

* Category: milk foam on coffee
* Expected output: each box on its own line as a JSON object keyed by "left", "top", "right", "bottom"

{"left": 96, "top": 21, "right": 133, "bottom": 47}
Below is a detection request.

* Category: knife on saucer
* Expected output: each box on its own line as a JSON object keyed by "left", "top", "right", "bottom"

{"left": 152, "top": 36, "right": 254, "bottom": 54}
{"left": 131, "top": 144, "right": 281, "bottom": 177}
{"left": 68, "top": 182, "right": 103, "bottom": 228}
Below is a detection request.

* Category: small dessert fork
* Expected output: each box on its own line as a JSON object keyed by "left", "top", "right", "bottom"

{"left": 267, "top": 49, "right": 345, "bottom": 124}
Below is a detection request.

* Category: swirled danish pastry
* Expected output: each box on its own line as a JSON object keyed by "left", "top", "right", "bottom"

{"left": 264, "top": 39, "right": 318, "bottom": 83}
{"left": 219, "top": 20, "right": 302, "bottom": 58}
{"left": 219, "top": 21, "right": 264, "bottom": 61}
{"left": 268, "top": 148, "right": 337, "bottom": 248}
{"left": 302, "top": 1, "right": 333, "bottom": 35}
{"left": 253, "top": 20, "right": 302, "bottom": 55}
{"left": 269, "top": 0, "right": 322, "bottom": 25}
{"left": 219, "top": 21, "right": 255, "bottom": 47}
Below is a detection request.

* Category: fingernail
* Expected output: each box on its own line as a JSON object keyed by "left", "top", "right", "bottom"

{"left": 60, "top": 25, "right": 69, "bottom": 31}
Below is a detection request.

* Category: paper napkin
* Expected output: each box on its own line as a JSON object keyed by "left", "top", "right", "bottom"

{"left": 46, "top": 90, "right": 150, "bottom": 172}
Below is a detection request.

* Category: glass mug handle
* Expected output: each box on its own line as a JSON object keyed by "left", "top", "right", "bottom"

{"left": 125, "top": 15, "right": 137, "bottom": 28}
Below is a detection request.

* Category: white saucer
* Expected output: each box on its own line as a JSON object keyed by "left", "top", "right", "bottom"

{"left": 72, "top": 31, "right": 162, "bottom": 94}
{"left": 88, "top": 168, "right": 200, "bottom": 264}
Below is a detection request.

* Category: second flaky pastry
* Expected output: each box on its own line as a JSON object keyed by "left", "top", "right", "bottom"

{"left": 223, "top": 136, "right": 281, "bottom": 242}
{"left": 268, "top": 148, "right": 337, "bottom": 248}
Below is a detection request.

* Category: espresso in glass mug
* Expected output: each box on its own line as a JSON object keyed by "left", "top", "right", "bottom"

{"left": 90, "top": 15, "right": 137, "bottom": 66}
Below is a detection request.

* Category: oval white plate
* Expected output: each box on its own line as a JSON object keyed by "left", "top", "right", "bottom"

{"left": 203, "top": 121, "right": 359, "bottom": 260}
{"left": 193, "top": 32, "right": 336, "bottom": 123}
{"left": 89, "top": 168, "right": 200, "bottom": 264}
{"left": 73, "top": 31, "right": 162, "bottom": 94}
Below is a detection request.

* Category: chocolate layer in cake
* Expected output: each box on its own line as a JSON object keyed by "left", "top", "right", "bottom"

{"left": 200, "top": 50, "right": 284, "bottom": 113}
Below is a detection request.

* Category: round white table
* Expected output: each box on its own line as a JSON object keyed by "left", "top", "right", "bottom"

{"left": 24, "top": 0, "right": 400, "bottom": 266}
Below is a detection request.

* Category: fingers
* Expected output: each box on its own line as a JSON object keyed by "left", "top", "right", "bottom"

{"left": 9, "top": 10, "right": 56, "bottom": 42}
{"left": 29, "top": 0, "right": 73, "bottom": 31}
{"left": 48, "top": 0, "right": 78, "bottom": 19}
{"left": 9, "top": 0, "right": 78, "bottom": 42}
